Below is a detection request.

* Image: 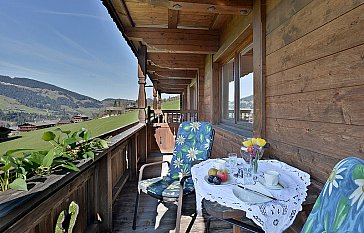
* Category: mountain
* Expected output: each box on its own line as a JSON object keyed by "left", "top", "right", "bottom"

{"left": 102, "top": 98, "right": 136, "bottom": 108}
{"left": 240, "top": 94, "right": 253, "bottom": 109}
{"left": 0, "top": 75, "right": 134, "bottom": 125}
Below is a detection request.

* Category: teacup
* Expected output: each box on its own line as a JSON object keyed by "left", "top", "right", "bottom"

{"left": 264, "top": 170, "right": 280, "bottom": 186}
{"left": 214, "top": 159, "right": 226, "bottom": 170}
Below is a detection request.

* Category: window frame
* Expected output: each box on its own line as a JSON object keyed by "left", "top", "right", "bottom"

{"left": 219, "top": 42, "right": 254, "bottom": 136}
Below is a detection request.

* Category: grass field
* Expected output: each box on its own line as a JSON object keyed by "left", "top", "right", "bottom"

{"left": 161, "top": 99, "right": 180, "bottom": 110}
{"left": 0, "top": 111, "right": 138, "bottom": 155}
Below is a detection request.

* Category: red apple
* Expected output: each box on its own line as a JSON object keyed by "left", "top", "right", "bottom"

{"left": 216, "top": 170, "right": 229, "bottom": 182}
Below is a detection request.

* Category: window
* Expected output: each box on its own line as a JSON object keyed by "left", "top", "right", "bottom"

{"left": 239, "top": 48, "right": 253, "bottom": 123}
{"left": 222, "top": 59, "right": 234, "bottom": 120}
{"left": 220, "top": 44, "right": 253, "bottom": 133}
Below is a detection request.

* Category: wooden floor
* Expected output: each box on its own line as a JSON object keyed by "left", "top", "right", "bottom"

{"left": 112, "top": 153, "right": 234, "bottom": 233}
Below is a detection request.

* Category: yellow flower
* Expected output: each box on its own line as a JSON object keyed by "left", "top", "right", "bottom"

{"left": 242, "top": 140, "right": 252, "bottom": 147}
{"left": 255, "top": 138, "right": 267, "bottom": 147}
{"left": 251, "top": 138, "right": 258, "bottom": 145}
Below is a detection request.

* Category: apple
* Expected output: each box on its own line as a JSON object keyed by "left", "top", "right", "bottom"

{"left": 208, "top": 168, "right": 218, "bottom": 176}
{"left": 216, "top": 170, "right": 229, "bottom": 182}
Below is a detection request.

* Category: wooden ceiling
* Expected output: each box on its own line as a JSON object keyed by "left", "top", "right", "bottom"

{"left": 103, "top": 0, "right": 252, "bottom": 94}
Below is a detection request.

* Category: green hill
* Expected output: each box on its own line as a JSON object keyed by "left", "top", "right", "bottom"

{"left": 0, "top": 111, "right": 138, "bottom": 155}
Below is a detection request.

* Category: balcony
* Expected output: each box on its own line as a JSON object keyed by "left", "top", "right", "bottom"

{"left": 1, "top": 0, "right": 363, "bottom": 232}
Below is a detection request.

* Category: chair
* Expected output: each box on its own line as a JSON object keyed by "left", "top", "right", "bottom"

{"left": 132, "top": 122, "right": 215, "bottom": 232}
{"left": 301, "top": 157, "right": 364, "bottom": 233}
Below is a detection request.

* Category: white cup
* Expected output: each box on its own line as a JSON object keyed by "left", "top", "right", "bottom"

{"left": 264, "top": 170, "right": 280, "bottom": 186}
{"left": 215, "top": 159, "right": 226, "bottom": 170}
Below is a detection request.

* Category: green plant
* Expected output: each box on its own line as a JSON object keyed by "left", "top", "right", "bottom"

{"left": 55, "top": 201, "right": 79, "bottom": 233}
{"left": 0, "top": 127, "right": 108, "bottom": 192}
{"left": 0, "top": 149, "right": 30, "bottom": 191}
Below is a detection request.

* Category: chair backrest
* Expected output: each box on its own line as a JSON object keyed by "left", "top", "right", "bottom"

{"left": 168, "top": 122, "right": 214, "bottom": 180}
{"left": 301, "top": 156, "right": 364, "bottom": 233}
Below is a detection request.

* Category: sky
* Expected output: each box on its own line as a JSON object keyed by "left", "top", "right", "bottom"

{"left": 0, "top": 0, "right": 154, "bottom": 101}
{"left": 228, "top": 73, "right": 254, "bottom": 101}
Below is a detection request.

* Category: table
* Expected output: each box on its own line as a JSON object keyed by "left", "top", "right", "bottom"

{"left": 191, "top": 159, "right": 310, "bottom": 233}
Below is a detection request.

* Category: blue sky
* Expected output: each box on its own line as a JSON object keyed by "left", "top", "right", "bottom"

{"left": 0, "top": 0, "right": 151, "bottom": 100}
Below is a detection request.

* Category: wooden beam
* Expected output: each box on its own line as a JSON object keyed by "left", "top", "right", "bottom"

{"left": 124, "top": 27, "right": 219, "bottom": 54}
{"left": 148, "top": 65, "right": 197, "bottom": 78}
{"left": 168, "top": 0, "right": 252, "bottom": 15}
{"left": 148, "top": 53, "right": 206, "bottom": 69}
{"left": 156, "top": 79, "right": 192, "bottom": 85}
{"left": 168, "top": 9, "right": 179, "bottom": 28}
{"left": 138, "top": 45, "right": 147, "bottom": 76}
{"left": 252, "top": 0, "right": 266, "bottom": 138}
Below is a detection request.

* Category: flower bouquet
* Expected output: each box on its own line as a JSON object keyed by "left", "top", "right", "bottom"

{"left": 241, "top": 138, "right": 267, "bottom": 173}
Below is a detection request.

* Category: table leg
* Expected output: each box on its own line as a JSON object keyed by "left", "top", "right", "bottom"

{"left": 233, "top": 218, "right": 241, "bottom": 233}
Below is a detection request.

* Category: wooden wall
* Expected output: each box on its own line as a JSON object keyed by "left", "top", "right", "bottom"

{"left": 265, "top": 0, "right": 364, "bottom": 184}
{"left": 202, "top": 55, "right": 213, "bottom": 122}
{"left": 202, "top": 0, "right": 364, "bottom": 184}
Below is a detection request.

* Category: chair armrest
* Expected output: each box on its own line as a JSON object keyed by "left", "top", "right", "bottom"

{"left": 180, "top": 175, "right": 192, "bottom": 187}
{"left": 138, "top": 161, "right": 170, "bottom": 184}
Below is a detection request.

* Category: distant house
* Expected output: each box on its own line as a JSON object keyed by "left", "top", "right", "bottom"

{"left": 17, "top": 120, "right": 58, "bottom": 132}
{"left": 0, "top": 127, "right": 13, "bottom": 138}
{"left": 71, "top": 115, "right": 91, "bottom": 123}
{"left": 105, "top": 106, "right": 125, "bottom": 116}
{"left": 57, "top": 119, "right": 71, "bottom": 125}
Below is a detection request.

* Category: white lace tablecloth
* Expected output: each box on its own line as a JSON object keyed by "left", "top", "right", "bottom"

{"left": 191, "top": 159, "right": 310, "bottom": 233}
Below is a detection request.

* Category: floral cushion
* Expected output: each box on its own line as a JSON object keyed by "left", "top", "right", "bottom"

{"left": 140, "top": 122, "right": 213, "bottom": 199}
{"left": 139, "top": 176, "right": 194, "bottom": 199}
{"left": 301, "top": 157, "right": 364, "bottom": 233}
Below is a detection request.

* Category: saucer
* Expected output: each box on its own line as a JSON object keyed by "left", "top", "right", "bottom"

{"left": 258, "top": 177, "right": 285, "bottom": 190}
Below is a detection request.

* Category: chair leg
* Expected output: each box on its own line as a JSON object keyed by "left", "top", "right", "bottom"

{"left": 175, "top": 188, "right": 184, "bottom": 233}
{"left": 132, "top": 188, "right": 140, "bottom": 230}
{"left": 206, "top": 216, "right": 211, "bottom": 233}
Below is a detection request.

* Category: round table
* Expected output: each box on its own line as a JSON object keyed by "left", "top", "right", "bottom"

{"left": 191, "top": 159, "right": 310, "bottom": 233}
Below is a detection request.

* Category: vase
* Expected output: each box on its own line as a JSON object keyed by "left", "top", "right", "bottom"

{"left": 251, "top": 157, "right": 258, "bottom": 173}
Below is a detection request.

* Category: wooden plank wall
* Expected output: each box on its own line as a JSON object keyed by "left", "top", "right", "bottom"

{"left": 265, "top": 0, "right": 364, "bottom": 184}
{"left": 203, "top": 55, "right": 213, "bottom": 122}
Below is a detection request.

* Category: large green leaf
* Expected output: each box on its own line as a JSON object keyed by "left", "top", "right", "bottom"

{"left": 64, "top": 137, "right": 77, "bottom": 146}
{"left": 352, "top": 164, "right": 364, "bottom": 180}
{"left": 68, "top": 201, "right": 79, "bottom": 233}
{"left": 83, "top": 151, "right": 95, "bottom": 160}
{"left": 29, "top": 151, "right": 46, "bottom": 165}
{"left": 97, "top": 139, "right": 108, "bottom": 149}
{"left": 42, "top": 131, "right": 56, "bottom": 141}
{"left": 187, "top": 133, "right": 195, "bottom": 140}
{"left": 177, "top": 152, "right": 182, "bottom": 159}
{"left": 199, "top": 134, "right": 204, "bottom": 143}
{"left": 181, "top": 145, "right": 190, "bottom": 153}
{"left": 323, "top": 213, "right": 328, "bottom": 233}
{"left": 5, "top": 148, "right": 32, "bottom": 156}
{"left": 183, "top": 124, "right": 191, "bottom": 131}
{"left": 9, "top": 178, "right": 28, "bottom": 191}
{"left": 302, "top": 217, "right": 314, "bottom": 233}
{"left": 312, "top": 195, "right": 321, "bottom": 212}
{"left": 60, "top": 162, "right": 80, "bottom": 172}
{"left": 332, "top": 196, "right": 350, "bottom": 231}
{"left": 205, "top": 124, "right": 211, "bottom": 133}
{"left": 79, "top": 129, "right": 91, "bottom": 141}
{"left": 43, "top": 150, "right": 55, "bottom": 167}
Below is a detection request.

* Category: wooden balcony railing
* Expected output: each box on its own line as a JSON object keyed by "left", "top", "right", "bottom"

{"left": 0, "top": 122, "right": 147, "bottom": 233}
{"left": 147, "top": 108, "right": 198, "bottom": 123}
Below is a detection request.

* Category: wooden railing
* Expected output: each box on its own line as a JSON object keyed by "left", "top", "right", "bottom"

{"left": 0, "top": 122, "right": 147, "bottom": 233}
{"left": 147, "top": 108, "right": 198, "bottom": 123}
{"left": 227, "top": 109, "right": 253, "bottom": 122}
